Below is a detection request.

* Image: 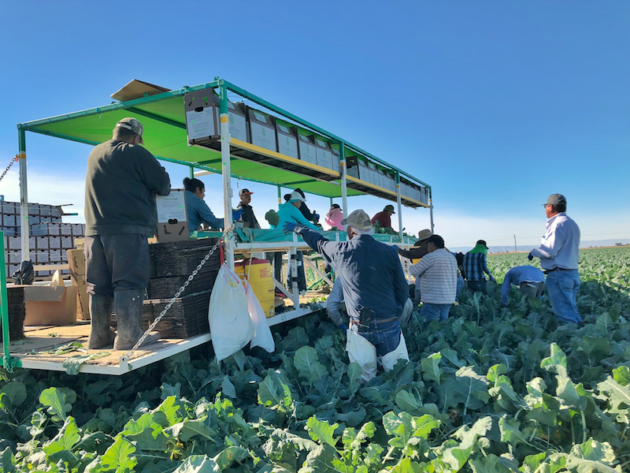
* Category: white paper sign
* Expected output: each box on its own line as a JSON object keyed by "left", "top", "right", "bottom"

{"left": 157, "top": 191, "right": 187, "bottom": 223}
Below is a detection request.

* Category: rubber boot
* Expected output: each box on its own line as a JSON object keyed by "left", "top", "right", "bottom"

{"left": 113, "top": 289, "right": 160, "bottom": 351}
{"left": 88, "top": 294, "right": 116, "bottom": 349}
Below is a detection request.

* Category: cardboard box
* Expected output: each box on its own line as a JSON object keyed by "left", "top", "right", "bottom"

{"left": 2, "top": 227, "right": 15, "bottom": 237}
{"left": 22, "top": 285, "right": 78, "bottom": 326}
{"left": 28, "top": 204, "right": 40, "bottom": 216}
{"left": 2, "top": 202, "right": 15, "bottom": 214}
{"left": 52, "top": 216, "right": 61, "bottom": 223}
{"left": 40, "top": 205, "right": 52, "bottom": 217}
{"left": 9, "top": 251, "right": 21, "bottom": 264}
{"left": 51, "top": 207, "right": 62, "bottom": 217}
{"left": 61, "top": 236, "right": 73, "bottom": 249}
{"left": 49, "top": 236, "right": 61, "bottom": 249}
{"left": 30, "top": 216, "right": 40, "bottom": 225}
{"left": 60, "top": 224, "right": 72, "bottom": 236}
{"left": 36, "top": 252, "right": 49, "bottom": 264}
{"left": 72, "top": 224, "right": 84, "bottom": 236}
{"left": 40, "top": 217, "right": 52, "bottom": 224}
{"left": 155, "top": 190, "right": 189, "bottom": 243}
{"left": 3, "top": 215, "right": 16, "bottom": 227}
{"left": 36, "top": 236, "right": 49, "bottom": 250}
{"left": 67, "top": 249, "right": 89, "bottom": 320}
{"left": 8, "top": 237, "right": 21, "bottom": 250}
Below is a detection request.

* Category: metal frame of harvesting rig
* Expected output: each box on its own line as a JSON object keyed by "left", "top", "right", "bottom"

{"left": 0, "top": 77, "right": 433, "bottom": 375}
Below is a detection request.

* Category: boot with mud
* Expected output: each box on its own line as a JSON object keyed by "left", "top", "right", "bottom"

{"left": 113, "top": 289, "right": 160, "bottom": 351}
{"left": 88, "top": 294, "right": 116, "bottom": 349}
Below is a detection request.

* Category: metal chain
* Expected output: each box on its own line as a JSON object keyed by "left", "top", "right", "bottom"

{"left": 121, "top": 228, "right": 233, "bottom": 362}
{"left": 0, "top": 156, "right": 18, "bottom": 183}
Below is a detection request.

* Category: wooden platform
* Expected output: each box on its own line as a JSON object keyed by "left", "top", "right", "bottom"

{"left": 2, "top": 301, "right": 326, "bottom": 375}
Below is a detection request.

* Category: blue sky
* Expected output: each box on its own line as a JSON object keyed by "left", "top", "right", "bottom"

{"left": 0, "top": 1, "right": 628, "bottom": 248}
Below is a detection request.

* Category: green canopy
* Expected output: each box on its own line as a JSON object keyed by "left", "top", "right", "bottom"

{"left": 18, "top": 79, "right": 429, "bottom": 203}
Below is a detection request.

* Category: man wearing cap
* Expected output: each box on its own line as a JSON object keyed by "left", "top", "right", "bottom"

{"left": 85, "top": 118, "right": 171, "bottom": 351}
{"left": 463, "top": 239, "right": 496, "bottom": 293}
{"left": 237, "top": 189, "right": 260, "bottom": 229}
{"left": 409, "top": 235, "right": 458, "bottom": 321}
{"left": 528, "top": 194, "right": 582, "bottom": 325}
{"left": 284, "top": 209, "right": 410, "bottom": 381}
{"left": 371, "top": 205, "right": 396, "bottom": 232}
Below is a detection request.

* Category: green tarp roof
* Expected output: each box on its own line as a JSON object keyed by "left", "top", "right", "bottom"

{"left": 18, "top": 80, "right": 428, "bottom": 201}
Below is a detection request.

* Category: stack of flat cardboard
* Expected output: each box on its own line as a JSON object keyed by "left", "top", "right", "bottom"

{"left": 2, "top": 287, "right": 26, "bottom": 340}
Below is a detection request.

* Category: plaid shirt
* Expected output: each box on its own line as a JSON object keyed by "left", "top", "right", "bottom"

{"left": 463, "top": 252, "right": 494, "bottom": 281}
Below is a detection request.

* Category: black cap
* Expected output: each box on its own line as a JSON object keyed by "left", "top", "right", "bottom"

{"left": 384, "top": 204, "right": 396, "bottom": 214}
{"left": 428, "top": 234, "right": 445, "bottom": 248}
{"left": 476, "top": 239, "right": 488, "bottom": 249}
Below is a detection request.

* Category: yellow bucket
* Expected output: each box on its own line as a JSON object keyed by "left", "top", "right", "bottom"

{"left": 235, "top": 258, "right": 275, "bottom": 318}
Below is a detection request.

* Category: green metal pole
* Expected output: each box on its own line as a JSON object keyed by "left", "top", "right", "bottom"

{"left": 277, "top": 186, "right": 281, "bottom": 205}
{"left": 396, "top": 171, "right": 403, "bottom": 240}
{"left": 340, "top": 142, "right": 348, "bottom": 217}
{"left": 0, "top": 231, "right": 13, "bottom": 371}
{"left": 189, "top": 166, "right": 194, "bottom": 179}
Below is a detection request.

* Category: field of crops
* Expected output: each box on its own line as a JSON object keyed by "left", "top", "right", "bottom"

{"left": 1, "top": 247, "right": 630, "bottom": 472}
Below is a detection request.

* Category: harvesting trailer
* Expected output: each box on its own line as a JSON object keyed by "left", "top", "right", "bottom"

{"left": 1, "top": 78, "right": 432, "bottom": 375}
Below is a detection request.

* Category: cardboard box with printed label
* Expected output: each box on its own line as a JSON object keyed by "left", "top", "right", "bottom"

{"left": 155, "top": 189, "right": 189, "bottom": 243}
{"left": 247, "top": 107, "right": 277, "bottom": 152}
{"left": 40, "top": 205, "right": 52, "bottom": 217}
{"left": 2, "top": 202, "right": 15, "bottom": 214}
{"left": 61, "top": 236, "right": 73, "bottom": 249}
{"left": 297, "top": 132, "right": 317, "bottom": 165}
{"left": 275, "top": 119, "right": 299, "bottom": 159}
{"left": 313, "top": 137, "right": 334, "bottom": 170}
{"left": 60, "top": 224, "right": 72, "bottom": 235}
{"left": 50, "top": 250, "right": 62, "bottom": 263}
{"left": 22, "top": 285, "right": 78, "bottom": 326}
{"left": 72, "top": 224, "right": 84, "bottom": 236}
{"left": 8, "top": 237, "right": 21, "bottom": 250}
{"left": 28, "top": 204, "right": 40, "bottom": 216}
{"left": 49, "top": 236, "right": 61, "bottom": 249}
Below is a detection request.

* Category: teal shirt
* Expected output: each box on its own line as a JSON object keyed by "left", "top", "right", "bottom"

{"left": 277, "top": 202, "right": 319, "bottom": 231}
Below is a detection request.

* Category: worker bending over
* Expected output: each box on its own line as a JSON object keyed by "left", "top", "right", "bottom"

{"left": 85, "top": 118, "right": 170, "bottom": 350}
{"left": 284, "top": 209, "right": 410, "bottom": 381}
{"left": 500, "top": 265, "right": 545, "bottom": 307}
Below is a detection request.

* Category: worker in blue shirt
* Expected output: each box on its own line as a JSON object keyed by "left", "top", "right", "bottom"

{"left": 529, "top": 194, "right": 582, "bottom": 325}
{"left": 500, "top": 265, "right": 545, "bottom": 307}
{"left": 284, "top": 209, "right": 410, "bottom": 381}
{"left": 278, "top": 190, "right": 319, "bottom": 293}
{"left": 183, "top": 178, "right": 242, "bottom": 233}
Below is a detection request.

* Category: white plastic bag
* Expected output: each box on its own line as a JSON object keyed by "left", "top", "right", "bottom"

{"left": 245, "top": 280, "right": 275, "bottom": 353}
{"left": 346, "top": 327, "right": 377, "bottom": 382}
{"left": 208, "top": 264, "right": 255, "bottom": 362}
{"left": 381, "top": 333, "right": 410, "bottom": 372}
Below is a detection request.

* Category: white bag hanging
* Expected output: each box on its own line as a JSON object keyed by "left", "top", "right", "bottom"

{"left": 208, "top": 264, "right": 255, "bottom": 362}
{"left": 346, "top": 328, "right": 377, "bottom": 382}
{"left": 381, "top": 333, "right": 410, "bottom": 372}
{"left": 245, "top": 280, "right": 275, "bottom": 353}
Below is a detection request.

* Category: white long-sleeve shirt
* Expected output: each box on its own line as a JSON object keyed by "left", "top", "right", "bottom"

{"left": 409, "top": 248, "right": 458, "bottom": 304}
{"left": 530, "top": 212, "right": 580, "bottom": 270}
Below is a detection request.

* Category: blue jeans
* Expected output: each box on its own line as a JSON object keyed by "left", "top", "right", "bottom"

{"left": 467, "top": 279, "right": 486, "bottom": 293}
{"left": 546, "top": 269, "right": 582, "bottom": 324}
{"left": 421, "top": 303, "right": 451, "bottom": 322}
{"left": 356, "top": 319, "right": 401, "bottom": 357}
{"left": 456, "top": 275, "right": 465, "bottom": 302}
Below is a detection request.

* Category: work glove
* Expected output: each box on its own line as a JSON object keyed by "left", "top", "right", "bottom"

{"left": 232, "top": 209, "right": 243, "bottom": 220}
{"left": 528, "top": 252, "right": 534, "bottom": 261}
{"left": 328, "top": 309, "right": 344, "bottom": 326}
{"left": 283, "top": 222, "right": 297, "bottom": 233}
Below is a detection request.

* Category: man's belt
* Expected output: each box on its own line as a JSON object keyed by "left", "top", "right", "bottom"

{"left": 543, "top": 267, "right": 574, "bottom": 275}
{"left": 349, "top": 316, "right": 398, "bottom": 332}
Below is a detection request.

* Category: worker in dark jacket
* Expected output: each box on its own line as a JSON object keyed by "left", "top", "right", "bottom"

{"left": 284, "top": 209, "right": 410, "bottom": 381}
{"left": 85, "top": 118, "right": 171, "bottom": 351}
{"left": 237, "top": 188, "right": 260, "bottom": 229}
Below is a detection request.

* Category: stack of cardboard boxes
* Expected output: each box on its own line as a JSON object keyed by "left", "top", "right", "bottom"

{"left": 0, "top": 201, "right": 85, "bottom": 277}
